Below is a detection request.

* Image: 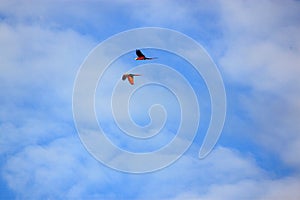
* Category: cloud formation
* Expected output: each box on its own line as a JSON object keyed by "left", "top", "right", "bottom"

{"left": 218, "top": 0, "right": 300, "bottom": 170}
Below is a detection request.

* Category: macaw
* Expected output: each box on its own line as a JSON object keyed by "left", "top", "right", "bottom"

{"left": 122, "top": 74, "right": 141, "bottom": 85}
{"left": 135, "top": 49, "right": 157, "bottom": 60}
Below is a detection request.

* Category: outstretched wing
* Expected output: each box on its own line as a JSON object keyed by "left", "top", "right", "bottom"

{"left": 127, "top": 76, "right": 134, "bottom": 85}
{"left": 136, "top": 49, "right": 145, "bottom": 58}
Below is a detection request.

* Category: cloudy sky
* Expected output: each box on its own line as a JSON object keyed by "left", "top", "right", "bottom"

{"left": 1, "top": 0, "right": 300, "bottom": 199}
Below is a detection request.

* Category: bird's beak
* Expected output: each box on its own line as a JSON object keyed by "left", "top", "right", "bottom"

{"left": 134, "top": 58, "right": 138, "bottom": 60}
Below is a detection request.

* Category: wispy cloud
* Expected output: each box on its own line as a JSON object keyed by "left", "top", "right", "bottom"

{"left": 217, "top": 0, "right": 300, "bottom": 171}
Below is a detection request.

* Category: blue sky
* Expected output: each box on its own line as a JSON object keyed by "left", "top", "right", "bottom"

{"left": 1, "top": 0, "right": 300, "bottom": 199}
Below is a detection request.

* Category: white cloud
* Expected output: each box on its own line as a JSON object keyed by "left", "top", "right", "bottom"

{"left": 172, "top": 177, "right": 300, "bottom": 200}
{"left": 0, "top": 20, "right": 96, "bottom": 154}
{"left": 2, "top": 136, "right": 114, "bottom": 199}
{"left": 0, "top": 7, "right": 98, "bottom": 198}
{"left": 217, "top": 0, "right": 300, "bottom": 169}
{"left": 4, "top": 145, "right": 264, "bottom": 198}
{"left": 219, "top": 0, "right": 300, "bottom": 90}
{"left": 134, "top": 146, "right": 265, "bottom": 199}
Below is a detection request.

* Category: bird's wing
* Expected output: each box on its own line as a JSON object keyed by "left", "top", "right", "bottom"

{"left": 136, "top": 49, "right": 145, "bottom": 57}
{"left": 128, "top": 76, "right": 134, "bottom": 85}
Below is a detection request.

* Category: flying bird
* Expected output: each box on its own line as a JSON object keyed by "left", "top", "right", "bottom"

{"left": 135, "top": 49, "right": 157, "bottom": 60}
{"left": 122, "top": 74, "right": 141, "bottom": 85}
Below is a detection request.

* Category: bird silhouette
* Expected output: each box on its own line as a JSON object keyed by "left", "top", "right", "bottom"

{"left": 122, "top": 74, "right": 141, "bottom": 85}
{"left": 135, "top": 49, "right": 157, "bottom": 60}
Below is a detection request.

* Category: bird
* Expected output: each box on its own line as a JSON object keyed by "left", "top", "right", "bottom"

{"left": 135, "top": 49, "right": 157, "bottom": 60}
{"left": 122, "top": 74, "right": 141, "bottom": 85}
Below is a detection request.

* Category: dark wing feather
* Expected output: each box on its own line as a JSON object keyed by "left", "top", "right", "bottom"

{"left": 136, "top": 49, "right": 145, "bottom": 57}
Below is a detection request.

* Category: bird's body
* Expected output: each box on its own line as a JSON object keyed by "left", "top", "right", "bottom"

{"left": 122, "top": 74, "right": 141, "bottom": 85}
{"left": 135, "top": 49, "right": 157, "bottom": 60}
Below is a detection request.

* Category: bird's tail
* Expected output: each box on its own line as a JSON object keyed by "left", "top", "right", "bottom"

{"left": 146, "top": 57, "right": 158, "bottom": 60}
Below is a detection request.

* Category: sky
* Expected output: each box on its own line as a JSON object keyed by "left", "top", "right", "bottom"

{"left": 1, "top": 0, "right": 300, "bottom": 199}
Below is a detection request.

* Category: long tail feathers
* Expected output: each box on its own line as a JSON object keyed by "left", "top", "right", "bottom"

{"left": 146, "top": 57, "right": 158, "bottom": 60}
